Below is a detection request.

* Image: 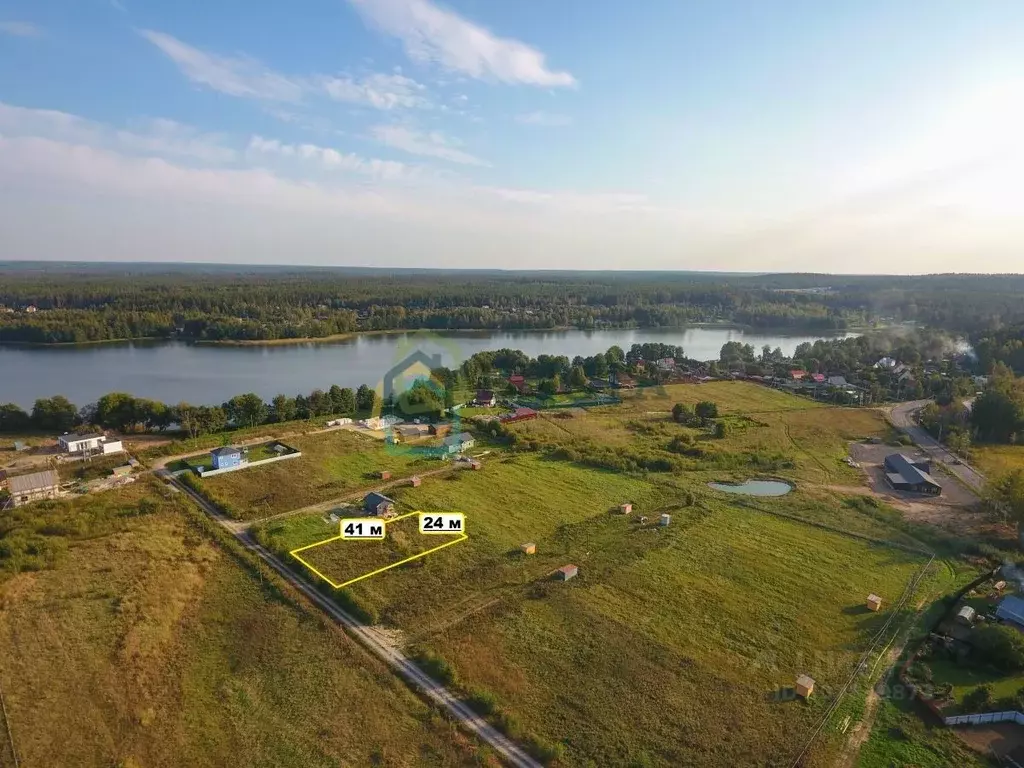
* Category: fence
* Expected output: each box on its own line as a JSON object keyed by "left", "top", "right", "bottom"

{"left": 945, "top": 710, "right": 1024, "bottom": 726}
{"left": 196, "top": 450, "right": 302, "bottom": 477}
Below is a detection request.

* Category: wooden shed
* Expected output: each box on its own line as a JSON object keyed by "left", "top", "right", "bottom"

{"left": 556, "top": 564, "right": 578, "bottom": 581}
{"left": 409, "top": 475, "right": 422, "bottom": 487}
{"left": 520, "top": 542, "right": 536, "bottom": 555}
{"left": 795, "top": 675, "right": 815, "bottom": 698}
{"left": 378, "top": 470, "right": 392, "bottom": 480}
{"left": 618, "top": 502, "right": 633, "bottom": 515}
{"left": 866, "top": 594, "right": 883, "bottom": 612}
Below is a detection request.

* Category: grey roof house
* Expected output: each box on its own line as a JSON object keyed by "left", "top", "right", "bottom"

{"left": 883, "top": 453, "right": 941, "bottom": 495}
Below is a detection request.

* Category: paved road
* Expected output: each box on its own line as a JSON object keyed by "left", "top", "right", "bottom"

{"left": 162, "top": 470, "right": 541, "bottom": 768}
{"left": 888, "top": 400, "right": 986, "bottom": 491}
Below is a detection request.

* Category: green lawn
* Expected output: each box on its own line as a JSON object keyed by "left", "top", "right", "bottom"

{"left": 856, "top": 698, "right": 991, "bottom": 768}
{"left": 256, "top": 454, "right": 945, "bottom": 766}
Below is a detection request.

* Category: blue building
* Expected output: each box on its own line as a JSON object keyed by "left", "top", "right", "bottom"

{"left": 210, "top": 446, "right": 242, "bottom": 470}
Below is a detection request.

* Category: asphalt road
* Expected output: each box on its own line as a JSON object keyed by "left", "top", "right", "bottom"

{"left": 888, "top": 399, "right": 986, "bottom": 491}
{"left": 162, "top": 470, "right": 542, "bottom": 768}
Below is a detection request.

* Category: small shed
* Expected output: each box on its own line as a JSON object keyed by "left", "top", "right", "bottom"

{"left": 795, "top": 675, "right": 815, "bottom": 698}
{"left": 556, "top": 564, "right": 578, "bottom": 581}
{"left": 866, "top": 594, "right": 883, "bottom": 612}
{"left": 520, "top": 542, "right": 536, "bottom": 555}
{"left": 467, "top": 459, "right": 482, "bottom": 470}
{"left": 363, "top": 492, "right": 396, "bottom": 518}
{"left": 619, "top": 502, "right": 633, "bottom": 515}
{"left": 429, "top": 423, "right": 452, "bottom": 437}
{"left": 409, "top": 475, "right": 422, "bottom": 487}
{"left": 957, "top": 605, "right": 977, "bottom": 625}
{"left": 659, "top": 513, "right": 671, "bottom": 527}
{"left": 378, "top": 470, "right": 392, "bottom": 480}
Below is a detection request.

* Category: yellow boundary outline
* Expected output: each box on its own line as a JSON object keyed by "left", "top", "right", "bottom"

{"left": 288, "top": 511, "right": 468, "bottom": 589}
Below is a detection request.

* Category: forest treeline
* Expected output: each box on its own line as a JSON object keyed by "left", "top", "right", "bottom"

{"left": 3, "top": 268, "right": 1024, "bottom": 346}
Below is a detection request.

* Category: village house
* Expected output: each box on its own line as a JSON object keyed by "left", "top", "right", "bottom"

{"left": 429, "top": 423, "right": 452, "bottom": 437}
{"left": 501, "top": 407, "right": 538, "bottom": 424}
{"left": 442, "top": 432, "right": 476, "bottom": 454}
{"left": 8, "top": 469, "right": 61, "bottom": 507}
{"left": 363, "top": 492, "right": 396, "bottom": 518}
{"left": 58, "top": 433, "right": 123, "bottom": 456}
{"left": 474, "top": 389, "right": 496, "bottom": 407}
{"left": 883, "top": 453, "right": 942, "bottom": 495}
{"left": 210, "top": 446, "right": 242, "bottom": 470}
{"left": 508, "top": 374, "right": 529, "bottom": 393}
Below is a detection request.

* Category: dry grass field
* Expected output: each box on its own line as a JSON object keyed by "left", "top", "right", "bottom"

{"left": 0, "top": 481, "right": 487, "bottom": 768}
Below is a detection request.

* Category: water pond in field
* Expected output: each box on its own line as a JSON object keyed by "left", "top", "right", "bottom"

{"left": 707, "top": 479, "right": 793, "bottom": 497}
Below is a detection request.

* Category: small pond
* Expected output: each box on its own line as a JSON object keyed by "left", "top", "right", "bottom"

{"left": 707, "top": 479, "right": 793, "bottom": 497}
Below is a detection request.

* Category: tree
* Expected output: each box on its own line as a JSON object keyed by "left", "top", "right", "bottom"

{"left": 175, "top": 402, "right": 202, "bottom": 441}
{"left": 973, "top": 624, "right": 1024, "bottom": 672}
{"left": 713, "top": 421, "right": 729, "bottom": 439}
{"left": 95, "top": 392, "right": 140, "bottom": 431}
{"left": 695, "top": 401, "right": 719, "bottom": 420}
{"left": 331, "top": 386, "right": 355, "bottom": 415}
{"left": 569, "top": 365, "right": 588, "bottom": 389}
{"left": 225, "top": 393, "right": 268, "bottom": 429}
{"left": 987, "top": 469, "right": 1024, "bottom": 547}
{"left": 137, "top": 399, "right": 172, "bottom": 430}
{"left": 972, "top": 388, "right": 1023, "bottom": 443}
{"left": 537, "top": 378, "right": 557, "bottom": 396}
{"left": 356, "top": 384, "right": 378, "bottom": 413}
{"left": 31, "top": 396, "right": 78, "bottom": 432}
{"left": 962, "top": 685, "right": 993, "bottom": 714}
{"left": 0, "top": 403, "right": 31, "bottom": 433}
{"left": 271, "top": 394, "right": 297, "bottom": 423}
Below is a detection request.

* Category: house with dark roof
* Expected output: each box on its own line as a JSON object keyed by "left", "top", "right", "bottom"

{"left": 363, "top": 492, "right": 396, "bottom": 518}
{"left": 210, "top": 446, "right": 242, "bottom": 470}
{"left": 996, "top": 595, "right": 1024, "bottom": 629}
{"left": 501, "top": 407, "right": 538, "bottom": 423}
{"left": 474, "top": 389, "right": 496, "bottom": 406}
{"left": 883, "top": 453, "right": 941, "bottom": 495}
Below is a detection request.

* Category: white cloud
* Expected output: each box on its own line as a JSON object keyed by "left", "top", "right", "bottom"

{"left": 0, "top": 102, "right": 236, "bottom": 163}
{"left": 0, "top": 21, "right": 41, "bottom": 37}
{"left": 140, "top": 30, "right": 304, "bottom": 102}
{"left": 371, "top": 124, "right": 487, "bottom": 166}
{"left": 321, "top": 72, "right": 431, "bottom": 109}
{"left": 348, "top": 0, "right": 576, "bottom": 87}
{"left": 516, "top": 111, "right": 572, "bottom": 127}
{"left": 248, "top": 135, "right": 410, "bottom": 179}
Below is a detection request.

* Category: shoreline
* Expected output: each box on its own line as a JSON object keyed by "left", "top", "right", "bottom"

{"left": 0, "top": 322, "right": 870, "bottom": 350}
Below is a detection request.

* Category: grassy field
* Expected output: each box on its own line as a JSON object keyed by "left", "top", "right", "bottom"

{"left": 0, "top": 480, "right": 487, "bottom": 767}
{"left": 507, "top": 382, "right": 888, "bottom": 485}
{"left": 972, "top": 443, "right": 1024, "bottom": 479}
{"left": 198, "top": 430, "right": 443, "bottom": 519}
{"left": 856, "top": 698, "right": 990, "bottom": 768}
{"left": 256, "top": 448, "right": 947, "bottom": 766}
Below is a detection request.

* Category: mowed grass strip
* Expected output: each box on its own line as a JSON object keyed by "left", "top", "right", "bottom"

{"left": 0, "top": 483, "right": 483, "bottom": 768}
{"left": 200, "top": 430, "right": 440, "bottom": 518}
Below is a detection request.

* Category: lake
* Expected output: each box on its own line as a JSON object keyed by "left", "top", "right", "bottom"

{"left": 0, "top": 327, "right": 855, "bottom": 408}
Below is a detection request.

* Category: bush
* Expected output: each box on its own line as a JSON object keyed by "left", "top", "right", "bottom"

{"left": 695, "top": 401, "right": 719, "bottom": 420}
{"left": 973, "top": 624, "right": 1024, "bottom": 672}
{"left": 962, "top": 685, "right": 993, "bottom": 713}
{"left": 713, "top": 421, "right": 729, "bottom": 439}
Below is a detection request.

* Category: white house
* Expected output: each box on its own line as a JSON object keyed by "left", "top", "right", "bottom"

{"left": 58, "top": 433, "right": 123, "bottom": 456}
{"left": 59, "top": 433, "right": 105, "bottom": 454}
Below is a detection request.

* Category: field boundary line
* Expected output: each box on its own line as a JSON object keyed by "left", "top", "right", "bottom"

{"left": 289, "top": 511, "right": 469, "bottom": 589}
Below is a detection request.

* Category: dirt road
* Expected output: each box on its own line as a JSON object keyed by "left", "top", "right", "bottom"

{"left": 163, "top": 470, "right": 541, "bottom": 768}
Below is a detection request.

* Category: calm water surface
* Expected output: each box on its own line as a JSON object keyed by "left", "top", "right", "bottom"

{"left": 1, "top": 327, "right": 854, "bottom": 407}
{"left": 707, "top": 480, "right": 794, "bottom": 497}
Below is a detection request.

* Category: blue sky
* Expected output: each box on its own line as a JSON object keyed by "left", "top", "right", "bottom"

{"left": 1, "top": 1, "right": 1023, "bottom": 272}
